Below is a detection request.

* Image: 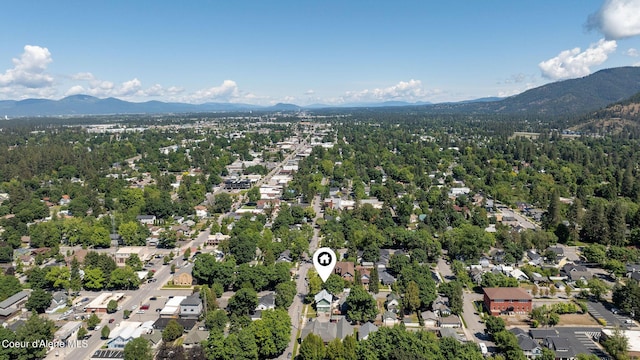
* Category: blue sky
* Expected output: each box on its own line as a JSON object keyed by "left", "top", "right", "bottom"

{"left": 1, "top": 0, "right": 640, "bottom": 105}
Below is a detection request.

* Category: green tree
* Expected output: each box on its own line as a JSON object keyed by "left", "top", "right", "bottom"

{"left": 404, "top": 281, "right": 421, "bottom": 314}
{"left": 108, "top": 266, "right": 141, "bottom": 290}
{"left": 25, "top": 288, "right": 53, "bottom": 313}
{"left": 369, "top": 267, "right": 379, "bottom": 294}
{"left": 118, "top": 221, "right": 148, "bottom": 246}
{"left": 212, "top": 193, "right": 233, "bottom": 214}
{"left": 275, "top": 281, "right": 297, "bottom": 309}
{"left": 299, "top": 333, "right": 326, "bottom": 360}
{"left": 323, "top": 273, "right": 345, "bottom": 295}
{"left": 44, "top": 266, "right": 70, "bottom": 290}
{"left": 101, "top": 326, "right": 110, "bottom": 339}
{"left": 107, "top": 300, "right": 118, "bottom": 314}
{"left": 90, "top": 226, "right": 111, "bottom": 248}
{"left": 485, "top": 316, "right": 506, "bottom": 336}
{"left": 83, "top": 267, "right": 106, "bottom": 290}
{"left": 587, "top": 277, "right": 609, "bottom": 301}
{"left": 124, "top": 337, "right": 153, "bottom": 360}
{"left": 13, "top": 313, "right": 56, "bottom": 360}
{"left": 87, "top": 313, "right": 100, "bottom": 330}
{"left": 205, "top": 309, "right": 228, "bottom": 334}
{"left": 162, "top": 319, "right": 184, "bottom": 342}
{"left": 125, "top": 254, "right": 143, "bottom": 271}
{"left": 345, "top": 286, "right": 378, "bottom": 323}
{"left": 183, "top": 247, "right": 191, "bottom": 260}
{"left": 602, "top": 327, "right": 629, "bottom": 360}
{"left": 228, "top": 287, "right": 258, "bottom": 317}
{"left": 77, "top": 326, "right": 88, "bottom": 340}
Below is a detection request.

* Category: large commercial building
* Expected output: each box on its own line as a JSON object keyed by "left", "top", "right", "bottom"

{"left": 483, "top": 287, "right": 533, "bottom": 315}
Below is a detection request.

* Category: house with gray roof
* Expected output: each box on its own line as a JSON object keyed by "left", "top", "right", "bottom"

{"left": 358, "top": 322, "right": 378, "bottom": 340}
{"left": 438, "top": 315, "right": 461, "bottom": 328}
{"left": 256, "top": 293, "right": 276, "bottom": 311}
{"left": 46, "top": 291, "right": 68, "bottom": 314}
{"left": 183, "top": 328, "right": 209, "bottom": 348}
{"left": 314, "top": 290, "right": 333, "bottom": 313}
{"left": 180, "top": 292, "right": 202, "bottom": 319}
{"left": 544, "top": 336, "right": 577, "bottom": 360}
{"left": 300, "top": 318, "right": 354, "bottom": 343}
{"left": 379, "top": 270, "right": 396, "bottom": 285}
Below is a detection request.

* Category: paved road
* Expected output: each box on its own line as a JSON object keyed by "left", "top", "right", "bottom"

{"left": 55, "top": 256, "right": 181, "bottom": 359}
{"left": 585, "top": 300, "right": 636, "bottom": 328}
{"left": 280, "top": 194, "right": 323, "bottom": 360}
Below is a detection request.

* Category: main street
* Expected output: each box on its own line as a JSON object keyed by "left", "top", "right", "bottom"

{"left": 52, "top": 255, "right": 184, "bottom": 360}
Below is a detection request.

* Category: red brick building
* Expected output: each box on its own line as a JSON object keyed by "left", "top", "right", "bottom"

{"left": 483, "top": 287, "right": 533, "bottom": 315}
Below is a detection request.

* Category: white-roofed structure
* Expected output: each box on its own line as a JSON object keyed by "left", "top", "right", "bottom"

{"left": 84, "top": 293, "right": 125, "bottom": 313}
{"left": 54, "top": 321, "right": 82, "bottom": 341}
{"left": 107, "top": 321, "right": 152, "bottom": 349}
{"left": 160, "top": 296, "right": 187, "bottom": 318}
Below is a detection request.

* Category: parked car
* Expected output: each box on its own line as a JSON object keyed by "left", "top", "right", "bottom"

{"left": 109, "top": 318, "right": 115, "bottom": 324}
{"left": 136, "top": 310, "right": 145, "bottom": 314}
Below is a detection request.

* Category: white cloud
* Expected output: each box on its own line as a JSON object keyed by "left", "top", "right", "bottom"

{"left": 538, "top": 39, "right": 617, "bottom": 80}
{"left": 627, "top": 48, "right": 639, "bottom": 57}
{"left": 0, "top": 45, "right": 54, "bottom": 88}
{"left": 588, "top": 0, "right": 640, "bottom": 39}
{"left": 71, "top": 72, "right": 95, "bottom": 81}
{"left": 340, "top": 79, "right": 432, "bottom": 103}
{"left": 188, "top": 80, "right": 240, "bottom": 102}
{"left": 304, "top": 89, "right": 315, "bottom": 95}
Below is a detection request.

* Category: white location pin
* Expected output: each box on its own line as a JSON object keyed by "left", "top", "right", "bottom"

{"left": 312, "top": 247, "right": 337, "bottom": 283}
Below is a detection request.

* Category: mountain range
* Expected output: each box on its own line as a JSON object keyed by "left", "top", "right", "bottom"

{"left": 2, "top": 67, "right": 640, "bottom": 117}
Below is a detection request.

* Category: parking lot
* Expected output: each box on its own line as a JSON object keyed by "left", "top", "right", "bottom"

{"left": 585, "top": 301, "right": 636, "bottom": 328}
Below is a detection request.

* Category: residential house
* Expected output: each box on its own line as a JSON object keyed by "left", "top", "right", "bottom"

{"left": 300, "top": 318, "right": 354, "bottom": 343}
{"left": 547, "top": 246, "right": 565, "bottom": 263}
{"left": 479, "top": 257, "right": 491, "bottom": 268}
{"left": 0, "top": 290, "right": 30, "bottom": 320}
{"left": 46, "top": 291, "right": 68, "bottom": 314}
{"left": 356, "top": 266, "right": 371, "bottom": 285}
{"left": 334, "top": 262, "right": 355, "bottom": 282}
{"left": 276, "top": 250, "right": 292, "bottom": 263}
{"left": 183, "top": 329, "right": 209, "bottom": 348}
{"left": 510, "top": 269, "right": 530, "bottom": 282}
{"left": 433, "top": 295, "right": 451, "bottom": 317}
{"left": 194, "top": 205, "right": 208, "bottom": 218}
{"left": 529, "top": 329, "right": 558, "bottom": 341}
{"left": 207, "top": 232, "right": 230, "bottom": 246}
{"left": 358, "top": 322, "right": 378, "bottom": 341}
{"left": 59, "top": 195, "right": 71, "bottom": 206}
{"left": 483, "top": 287, "right": 533, "bottom": 315}
{"left": 179, "top": 292, "right": 203, "bottom": 319}
{"left": 314, "top": 289, "right": 333, "bottom": 313}
{"left": 544, "top": 337, "right": 577, "bottom": 360}
{"left": 527, "top": 250, "right": 543, "bottom": 266}
{"left": 383, "top": 311, "right": 398, "bottom": 326}
{"left": 256, "top": 293, "right": 276, "bottom": 311}
{"left": 379, "top": 270, "right": 396, "bottom": 286}
{"left": 510, "top": 328, "right": 543, "bottom": 359}
{"left": 385, "top": 293, "right": 401, "bottom": 313}
{"left": 421, "top": 311, "right": 438, "bottom": 327}
{"left": 439, "top": 315, "right": 462, "bottom": 328}
{"left": 136, "top": 215, "right": 156, "bottom": 225}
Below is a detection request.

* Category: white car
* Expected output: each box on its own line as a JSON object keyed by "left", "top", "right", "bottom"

{"left": 94, "top": 325, "right": 101, "bottom": 331}
{"left": 136, "top": 310, "right": 145, "bottom": 314}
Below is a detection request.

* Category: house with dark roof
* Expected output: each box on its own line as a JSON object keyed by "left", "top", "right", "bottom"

{"left": 527, "top": 250, "right": 542, "bottom": 266}
{"left": 179, "top": 292, "right": 202, "bottom": 319}
{"left": 379, "top": 270, "right": 396, "bottom": 285}
{"left": 256, "top": 293, "right": 276, "bottom": 311}
{"left": 483, "top": 287, "right": 532, "bottom": 315}
{"left": 529, "top": 329, "right": 558, "bottom": 341}
{"left": 277, "top": 250, "right": 292, "bottom": 263}
{"left": 544, "top": 337, "right": 577, "bottom": 360}
{"left": 433, "top": 295, "right": 451, "bottom": 317}
{"left": 509, "top": 328, "right": 542, "bottom": 359}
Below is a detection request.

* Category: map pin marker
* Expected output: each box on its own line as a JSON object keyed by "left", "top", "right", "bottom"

{"left": 312, "top": 247, "right": 337, "bottom": 283}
